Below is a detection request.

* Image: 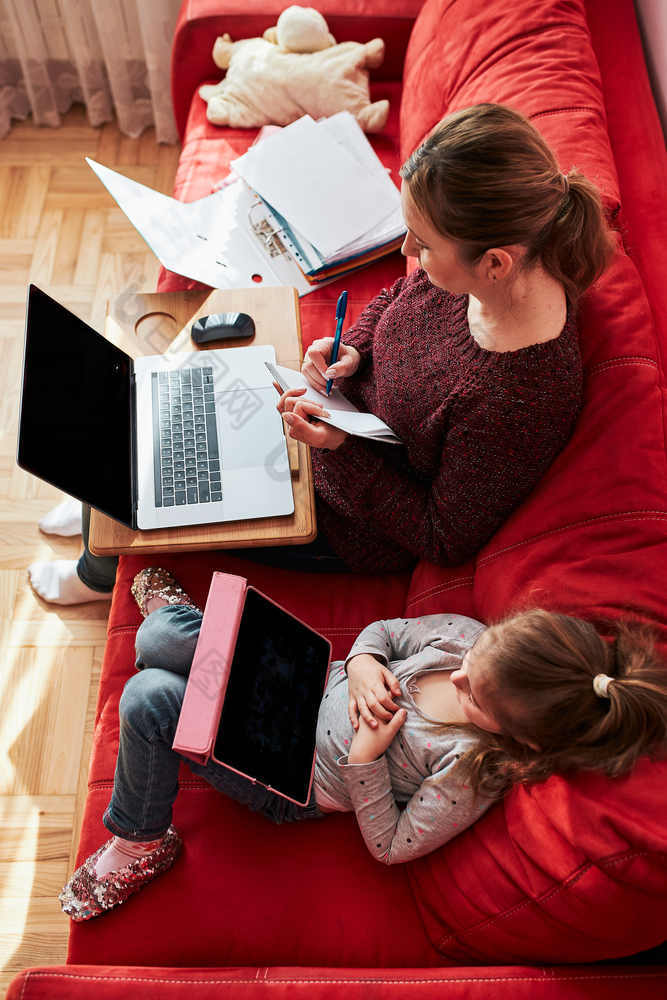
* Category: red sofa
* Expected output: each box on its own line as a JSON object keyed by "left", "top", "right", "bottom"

{"left": 8, "top": 0, "right": 667, "bottom": 996}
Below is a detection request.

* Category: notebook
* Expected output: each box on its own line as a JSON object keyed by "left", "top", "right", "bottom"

{"left": 17, "top": 285, "right": 295, "bottom": 531}
{"left": 173, "top": 572, "right": 332, "bottom": 806}
{"left": 266, "top": 361, "right": 401, "bottom": 444}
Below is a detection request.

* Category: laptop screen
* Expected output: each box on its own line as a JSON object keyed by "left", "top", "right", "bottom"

{"left": 17, "top": 285, "right": 135, "bottom": 527}
{"left": 214, "top": 586, "right": 331, "bottom": 803}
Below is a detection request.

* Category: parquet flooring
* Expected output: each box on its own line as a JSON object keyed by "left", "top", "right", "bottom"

{"left": 0, "top": 106, "right": 180, "bottom": 996}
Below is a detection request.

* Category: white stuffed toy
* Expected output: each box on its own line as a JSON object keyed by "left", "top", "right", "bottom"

{"left": 198, "top": 5, "right": 389, "bottom": 133}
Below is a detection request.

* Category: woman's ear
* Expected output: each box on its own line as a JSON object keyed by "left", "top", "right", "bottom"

{"left": 481, "top": 246, "right": 522, "bottom": 282}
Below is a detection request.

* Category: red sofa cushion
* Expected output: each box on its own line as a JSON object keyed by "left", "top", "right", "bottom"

{"left": 404, "top": 246, "right": 667, "bottom": 965}
{"left": 409, "top": 759, "right": 667, "bottom": 964}
{"left": 400, "top": 0, "right": 621, "bottom": 218}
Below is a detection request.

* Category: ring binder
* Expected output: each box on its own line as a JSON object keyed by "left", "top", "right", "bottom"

{"left": 247, "top": 201, "right": 288, "bottom": 259}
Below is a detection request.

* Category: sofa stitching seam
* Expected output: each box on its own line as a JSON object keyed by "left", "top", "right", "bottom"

{"left": 407, "top": 510, "right": 667, "bottom": 605}
{"left": 529, "top": 104, "right": 604, "bottom": 121}
{"left": 477, "top": 510, "right": 667, "bottom": 566}
{"left": 434, "top": 849, "right": 662, "bottom": 950}
{"left": 107, "top": 624, "right": 367, "bottom": 637}
{"left": 18, "top": 971, "right": 667, "bottom": 986}
{"left": 588, "top": 357, "right": 658, "bottom": 375}
{"left": 406, "top": 575, "right": 475, "bottom": 609}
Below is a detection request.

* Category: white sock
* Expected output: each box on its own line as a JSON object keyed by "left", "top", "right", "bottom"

{"left": 28, "top": 560, "right": 112, "bottom": 605}
{"left": 94, "top": 835, "right": 166, "bottom": 878}
{"left": 39, "top": 497, "right": 83, "bottom": 537}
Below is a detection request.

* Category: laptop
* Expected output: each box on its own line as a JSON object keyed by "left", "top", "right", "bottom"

{"left": 17, "top": 285, "right": 295, "bottom": 530}
{"left": 173, "top": 572, "right": 332, "bottom": 806}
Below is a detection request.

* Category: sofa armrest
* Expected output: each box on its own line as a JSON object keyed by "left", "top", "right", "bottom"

{"left": 171, "top": 0, "right": 423, "bottom": 139}
{"left": 8, "top": 964, "right": 667, "bottom": 999}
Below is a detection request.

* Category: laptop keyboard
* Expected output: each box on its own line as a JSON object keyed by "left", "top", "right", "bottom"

{"left": 151, "top": 367, "right": 222, "bottom": 507}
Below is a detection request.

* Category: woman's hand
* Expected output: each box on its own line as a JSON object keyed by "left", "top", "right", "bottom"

{"left": 302, "top": 337, "right": 361, "bottom": 393}
{"left": 274, "top": 385, "right": 348, "bottom": 450}
{"left": 347, "top": 653, "right": 402, "bottom": 730}
{"left": 348, "top": 707, "right": 407, "bottom": 765}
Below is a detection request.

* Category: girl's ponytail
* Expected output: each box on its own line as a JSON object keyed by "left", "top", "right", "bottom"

{"left": 464, "top": 611, "right": 667, "bottom": 799}
{"left": 587, "top": 625, "right": 667, "bottom": 778}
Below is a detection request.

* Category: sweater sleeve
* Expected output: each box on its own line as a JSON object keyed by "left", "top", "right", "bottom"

{"left": 339, "top": 747, "right": 493, "bottom": 864}
{"left": 338, "top": 275, "right": 408, "bottom": 369}
{"left": 343, "top": 616, "right": 442, "bottom": 670}
{"left": 317, "top": 378, "right": 578, "bottom": 566}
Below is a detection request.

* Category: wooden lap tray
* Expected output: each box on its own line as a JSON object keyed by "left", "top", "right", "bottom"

{"left": 89, "top": 285, "right": 316, "bottom": 556}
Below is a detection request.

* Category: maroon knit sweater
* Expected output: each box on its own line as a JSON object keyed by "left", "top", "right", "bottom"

{"left": 311, "top": 268, "right": 582, "bottom": 572}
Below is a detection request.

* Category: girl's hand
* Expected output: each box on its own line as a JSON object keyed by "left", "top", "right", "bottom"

{"left": 347, "top": 653, "right": 402, "bottom": 730}
{"left": 348, "top": 708, "right": 407, "bottom": 764}
{"left": 274, "top": 385, "right": 347, "bottom": 450}
{"left": 302, "top": 338, "right": 361, "bottom": 393}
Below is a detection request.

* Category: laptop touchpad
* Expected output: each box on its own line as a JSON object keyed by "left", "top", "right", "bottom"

{"left": 218, "top": 387, "right": 284, "bottom": 469}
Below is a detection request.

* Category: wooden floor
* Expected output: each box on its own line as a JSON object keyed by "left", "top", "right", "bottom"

{"left": 0, "top": 107, "right": 180, "bottom": 996}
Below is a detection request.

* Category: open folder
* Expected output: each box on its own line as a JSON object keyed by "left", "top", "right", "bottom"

{"left": 86, "top": 158, "right": 320, "bottom": 296}
{"left": 266, "top": 361, "right": 401, "bottom": 444}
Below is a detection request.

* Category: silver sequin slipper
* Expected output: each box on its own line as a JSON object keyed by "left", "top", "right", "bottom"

{"left": 59, "top": 826, "right": 182, "bottom": 921}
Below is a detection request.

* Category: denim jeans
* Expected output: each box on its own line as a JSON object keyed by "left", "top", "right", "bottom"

{"left": 103, "top": 605, "right": 323, "bottom": 841}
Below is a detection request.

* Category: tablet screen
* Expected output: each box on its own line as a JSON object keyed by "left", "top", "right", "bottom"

{"left": 213, "top": 587, "right": 331, "bottom": 803}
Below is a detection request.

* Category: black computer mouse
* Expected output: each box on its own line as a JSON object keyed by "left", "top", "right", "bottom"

{"left": 191, "top": 312, "right": 255, "bottom": 344}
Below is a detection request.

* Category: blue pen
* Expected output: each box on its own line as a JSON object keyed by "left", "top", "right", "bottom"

{"left": 325, "top": 290, "right": 348, "bottom": 396}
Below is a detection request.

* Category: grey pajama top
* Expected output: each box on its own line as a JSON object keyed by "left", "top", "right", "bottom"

{"left": 313, "top": 613, "right": 495, "bottom": 864}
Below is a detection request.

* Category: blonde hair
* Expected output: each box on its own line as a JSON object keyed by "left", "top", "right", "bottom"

{"left": 399, "top": 103, "right": 616, "bottom": 305}
{"left": 464, "top": 609, "right": 667, "bottom": 798}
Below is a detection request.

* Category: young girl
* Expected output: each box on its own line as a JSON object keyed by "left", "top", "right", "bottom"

{"left": 59, "top": 568, "right": 667, "bottom": 921}
{"left": 32, "top": 101, "right": 614, "bottom": 602}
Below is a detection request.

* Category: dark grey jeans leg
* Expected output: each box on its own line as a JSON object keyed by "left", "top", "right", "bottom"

{"left": 76, "top": 503, "right": 118, "bottom": 593}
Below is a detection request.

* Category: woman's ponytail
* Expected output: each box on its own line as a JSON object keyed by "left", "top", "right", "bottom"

{"left": 538, "top": 169, "right": 616, "bottom": 306}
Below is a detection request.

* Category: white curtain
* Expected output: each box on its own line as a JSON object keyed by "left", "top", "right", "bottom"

{"left": 0, "top": 0, "right": 182, "bottom": 143}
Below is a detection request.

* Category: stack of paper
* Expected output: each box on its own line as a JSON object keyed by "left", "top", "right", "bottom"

{"left": 231, "top": 113, "right": 406, "bottom": 284}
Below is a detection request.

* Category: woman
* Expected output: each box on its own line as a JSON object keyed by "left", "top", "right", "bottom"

{"left": 278, "top": 102, "right": 614, "bottom": 571}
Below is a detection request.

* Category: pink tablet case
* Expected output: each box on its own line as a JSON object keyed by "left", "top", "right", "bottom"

{"left": 172, "top": 570, "right": 331, "bottom": 806}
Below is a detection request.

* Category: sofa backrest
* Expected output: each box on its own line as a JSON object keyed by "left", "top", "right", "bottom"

{"left": 400, "top": 0, "right": 621, "bottom": 217}
{"left": 398, "top": 0, "right": 667, "bottom": 965}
